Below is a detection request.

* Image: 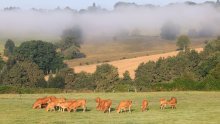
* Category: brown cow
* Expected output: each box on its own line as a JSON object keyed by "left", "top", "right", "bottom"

{"left": 167, "top": 97, "right": 177, "bottom": 109}
{"left": 116, "top": 100, "right": 132, "bottom": 113}
{"left": 46, "top": 97, "right": 66, "bottom": 112}
{"left": 57, "top": 100, "right": 76, "bottom": 112}
{"left": 96, "top": 97, "right": 112, "bottom": 113}
{"left": 141, "top": 99, "right": 149, "bottom": 112}
{"left": 67, "top": 99, "right": 87, "bottom": 112}
{"left": 46, "top": 101, "right": 57, "bottom": 112}
{"left": 160, "top": 98, "right": 167, "bottom": 110}
{"left": 32, "top": 96, "right": 56, "bottom": 109}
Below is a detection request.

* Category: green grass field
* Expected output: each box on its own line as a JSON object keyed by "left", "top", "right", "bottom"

{"left": 0, "top": 92, "right": 219, "bottom": 124}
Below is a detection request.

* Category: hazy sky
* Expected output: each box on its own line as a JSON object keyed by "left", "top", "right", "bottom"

{"left": 0, "top": 0, "right": 216, "bottom": 10}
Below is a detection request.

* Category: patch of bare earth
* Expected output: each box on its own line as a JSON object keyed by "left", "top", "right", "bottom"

{"left": 67, "top": 48, "right": 203, "bottom": 79}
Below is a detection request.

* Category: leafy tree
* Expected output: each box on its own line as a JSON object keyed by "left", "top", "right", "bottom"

{"left": 0, "top": 57, "right": 5, "bottom": 71}
{"left": 4, "top": 39, "right": 15, "bottom": 57}
{"left": 197, "top": 52, "right": 220, "bottom": 78}
{"left": 176, "top": 35, "right": 191, "bottom": 51}
{"left": 2, "top": 60, "right": 46, "bottom": 87}
{"left": 208, "top": 63, "right": 220, "bottom": 80}
{"left": 202, "top": 38, "right": 220, "bottom": 57}
{"left": 0, "top": 57, "right": 6, "bottom": 83}
{"left": 72, "top": 72, "right": 96, "bottom": 90}
{"left": 60, "top": 26, "right": 83, "bottom": 50}
{"left": 160, "top": 22, "right": 180, "bottom": 40}
{"left": 62, "top": 45, "right": 86, "bottom": 60}
{"left": 48, "top": 75, "right": 65, "bottom": 89}
{"left": 58, "top": 26, "right": 86, "bottom": 60}
{"left": 202, "top": 63, "right": 220, "bottom": 90}
{"left": 14, "top": 40, "right": 65, "bottom": 74}
{"left": 93, "top": 64, "right": 119, "bottom": 91}
{"left": 56, "top": 68, "right": 76, "bottom": 89}
{"left": 123, "top": 71, "right": 132, "bottom": 82}
{"left": 135, "top": 62, "right": 156, "bottom": 90}
{"left": 115, "top": 71, "right": 134, "bottom": 92}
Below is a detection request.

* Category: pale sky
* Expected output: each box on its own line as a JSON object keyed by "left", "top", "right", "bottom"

{"left": 0, "top": 0, "right": 216, "bottom": 10}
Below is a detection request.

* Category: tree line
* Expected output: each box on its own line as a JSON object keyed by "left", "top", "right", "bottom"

{"left": 0, "top": 36, "right": 220, "bottom": 92}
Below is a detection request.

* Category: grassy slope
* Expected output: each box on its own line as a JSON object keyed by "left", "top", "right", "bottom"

{"left": 66, "top": 37, "right": 207, "bottom": 66}
{"left": 0, "top": 92, "right": 219, "bottom": 124}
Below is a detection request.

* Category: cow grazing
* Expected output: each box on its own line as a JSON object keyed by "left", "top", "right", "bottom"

{"left": 32, "top": 96, "right": 56, "bottom": 109}
{"left": 96, "top": 97, "right": 112, "bottom": 113}
{"left": 57, "top": 101, "right": 74, "bottom": 112}
{"left": 141, "top": 99, "right": 149, "bottom": 112}
{"left": 167, "top": 97, "right": 177, "bottom": 109}
{"left": 45, "top": 97, "right": 66, "bottom": 112}
{"left": 46, "top": 101, "right": 57, "bottom": 112}
{"left": 116, "top": 100, "right": 132, "bottom": 113}
{"left": 67, "top": 99, "right": 87, "bottom": 112}
{"left": 160, "top": 97, "right": 177, "bottom": 109}
{"left": 160, "top": 98, "right": 167, "bottom": 110}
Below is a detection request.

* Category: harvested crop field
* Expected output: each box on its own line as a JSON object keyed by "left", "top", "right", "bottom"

{"left": 67, "top": 48, "right": 203, "bottom": 79}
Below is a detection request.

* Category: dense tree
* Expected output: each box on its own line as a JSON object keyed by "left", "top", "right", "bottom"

{"left": 4, "top": 39, "right": 15, "bottom": 57}
{"left": 0, "top": 57, "right": 5, "bottom": 71}
{"left": 202, "top": 63, "right": 220, "bottom": 90}
{"left": 202, "top": 38, "right": 220, "bottom": 57}
{"left": 2, "top": 60, "right": 46, "bottom": 87}
{"left": 135, "top": 62, "right": 156, "bottom": 90}
{"left": 123, "top": 71, "right": 132, "bottom": 82}
{"left": 160, "top": 22, "right": 180, "bottom": 40}
{"left": 176, "top": 35, "right": 191, "bottom": 51}
{"left": 56, "top": 68, "right": 76, "bottom": 89}
{"left": 115, "top": 71, "right": 134, "bottom": 92}
{"left": 14, "top": 40, "right": 65, "bottom": 74}
{"left": 0, "top": 57, "right": 6, "bottom": 83}
{"left": 48, "top": 75, "right": 65, "bottom": 89}
{"left": 93, "top": 64, "right": 119, "bottom": 91}
{"left": 72, "top": 72, "right": 96, "bottom": 90}
{"left": 60, "top": 26, "right": 83, "bottom": 50}
{"left": 58, "top": 26, "right": 86, "bottom": 59}
{"left": 62, "top": 46, "right": 86, "bottom": 60}
{"left": 197, "top": 52, "right": 220, "bottom": 78}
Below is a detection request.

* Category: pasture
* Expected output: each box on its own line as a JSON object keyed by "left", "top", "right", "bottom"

{"left": 0, "top": 92, "right": 219, "bottom": 124}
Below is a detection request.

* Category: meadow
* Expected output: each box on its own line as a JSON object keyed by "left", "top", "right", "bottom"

{"left": 0, "top": 91, "right": 219, "bottom": 124}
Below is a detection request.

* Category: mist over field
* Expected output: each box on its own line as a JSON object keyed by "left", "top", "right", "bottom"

{"left": 0, "top": 3, "right": 219, "bottom": 41}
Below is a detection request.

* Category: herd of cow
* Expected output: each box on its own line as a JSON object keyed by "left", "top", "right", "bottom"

{"left": 32, "top": 96, "right": 177, "bottom": 113}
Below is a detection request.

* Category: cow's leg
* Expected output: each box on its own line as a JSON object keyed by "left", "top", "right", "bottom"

{"left": 62, "top": 108, "right": 65, "bottom": 112}
{"left": 39, "top": 104, "right": 42, "bottom": 109}
{"left": 129, "top": 106, "right": 131, "bottom": 113}
{"left": 51, "top": 106, "right": 55, "bottom": 112}
{"left": 108, "top": 107, "right": 111, "bottom": 113}
{"left": 83, "top": 106, "right": 86, "bottom": 112}
{"left": 67, "top": 108, "right": 71, "bottom": 112}
{"left": 117, "top": 109, "right": 121, "bottom": 113}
